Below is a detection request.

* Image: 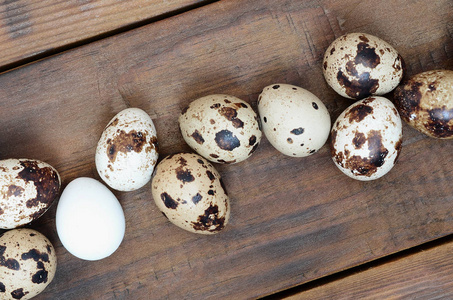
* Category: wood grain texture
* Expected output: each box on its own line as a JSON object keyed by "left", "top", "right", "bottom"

{"left": 0, "top": 0, "right": 210, "bottom": 70}
{"left": 284, "top": 237, "right": 453, "bottom": 299}
{"left": 0, "top": 0, "right": 451, "bottom": 299}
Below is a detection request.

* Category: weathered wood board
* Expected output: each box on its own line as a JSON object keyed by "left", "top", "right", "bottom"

{"left": 0, "top": 0, "right": 209, "bottom": 70}
{"left": 0, "top": 0, "right": 451, "bottom": 299}
{"left": 284, "top": 237, "right": 453, "bottom": 299}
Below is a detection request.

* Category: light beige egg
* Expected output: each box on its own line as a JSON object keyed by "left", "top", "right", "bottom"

{"left": 323, "top": 32, "right": 404, "bottom": 100}
{"left": 0, "top": 159, "right": 61, "bottom": 229}
{"left": 152, "top": 153, "right": 230, "bottom": 234}
{"left": 394, "top": 69, "right": 453, "bottom": 139}
{"left": 96, "top": 107, "right": 159, "bottom": 191}
{"left": 258, "top": 84, "right": 331, "bottom": 157}
{"left": 330, "top": 96, "right": 403, "bottom": 181}
{"left": 179, "top": 94, "right": 261, "bottom": 164}
{"left": 0, "top": 228, "right": 57, "bottom": 300}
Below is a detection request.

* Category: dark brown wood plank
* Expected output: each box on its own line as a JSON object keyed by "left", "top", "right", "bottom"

{"left": 0, "top": 0, "right": 451, "bottom": 299}
{"left": 0, "top": 0, "right": 211, "bottom": 70}
{"left": 283, "top": 237, "right": 453, "bottom": 299}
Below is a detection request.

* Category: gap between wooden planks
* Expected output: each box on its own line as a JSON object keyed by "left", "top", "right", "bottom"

{"left": 271, "top": 234, "right": 453, "bottom": 299}
{"left": 0, "top": 0, "right": 217, "bottom": 72}
{"left": 0, "top": 0, "right": 451, "bottom": 299}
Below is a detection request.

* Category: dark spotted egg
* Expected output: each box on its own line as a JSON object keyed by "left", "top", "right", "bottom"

{"left": 0, "top": 159, "right": 60, "bottom": 229}
{"left": 394, "top": 69, "right": 453, "bottom": 139}
{"left": 323, "top": 33, "right": 404, "bottom": 100}
{"left": 258, "top": 84, "right": 331, "bottom": 157}
{"left": 0, "top": 228, "right": 57, "bottom": 300}
{"left": 330, "top": 96, "right": 403, "bottom": 181}
{"left": 178, "top": 94, "right": 261, "bottom": 164}
{"left": 95, "top": 108, "right": 159, "bottom": 191}
{"left": 151, "top": 153, "right": 230, "bottom": 234}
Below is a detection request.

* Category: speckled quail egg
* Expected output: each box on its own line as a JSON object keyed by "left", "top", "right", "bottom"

{"left": 258, "top": 84, "right": 331, "bottom": 157}
{"left": 179, "top": 94, "right": 261, "bottom": 164}
{"left": 0, "top": 159, "right": 60, "bottom": 229}
{"left": 152, "top": 152, "right": 230, "bottom": 234}
{"left": 394, "top": 69, "right": 453, "bottom": 139}
{"left": 0, "top": 228, "right": 57, "bottom": 300}
{"left": 96, "top": 107, "right": 159, "bottom": 191}
{"left": 330, "top": 96, "right": 403, "bottom": 180}
{"left": 323, "top": 32, "right": 404, "bottom": 100}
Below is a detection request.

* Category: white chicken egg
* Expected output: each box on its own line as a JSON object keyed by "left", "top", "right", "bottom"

{"left": 258, "top": 84, "right": 331, "bottom": 157}
{"left": 330, "top": 96, "right": 403, "bottom": 180}
{"left": 95, "top": 107, "right": 159, "bottom": 191}
{"left": 56, "top": 177, "right": 125, "bottom": 261}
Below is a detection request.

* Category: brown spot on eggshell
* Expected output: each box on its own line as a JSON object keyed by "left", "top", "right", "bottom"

{"left": 17, "top": 160, "right": 60, "bottom": 209}
{"left": 352, "top": 131, "right": 366, "bottom": 149}
{"left": 0, "top": 245, "right": 20, "bottom": 270}
{"left": 31, "top": 261, "right": 48, "bottom": 284}
{"left": 287, "top": 138, "right": 293, "bottom": 144}
{"left": 218, "top": 106, "right": 244, "bottom": 128}
{"left": 210, "top": 154, "right": 219, "bottom": 159}
{"left": 290, "top": 127, "right": 304, "bottom": 135}
{"left": 394, "top": 81, "right": 423, "bottom": 122}
{"left": 7, "top": 185, "right": 24, "bottom": 197}
{"left": 206, "top": 170, "right": 215, "bottom": 181}
{"left": 210, "top": 103, "right": 221, "bottom": 109}
{"left": 191, "top": 130, "right": 205, "bottom": 145}
{"left": 175, "top": 165, "right": 194, "bottom": 184}
{"left": 249, "top": 135, "right": 257, "bottom": 146}
{"left": 426, "top": 108, "right": 453, "bottom": 138}
{"left": 106, "top": 130, "right": 147, "bottom": 163}
{"left": 0, "top": 282, "right": 5, "bottom": 292}
{"left": 161, "top": 192, "right": 178, "bottom": 209}
{"left": 215, "top": 130, "right": 241, "bottom": 151}
{"left": 342, "top": 130, "right": 388, "bottom": 176}
{"left": 345, "top": 103, "right": 374, "bottom": 123}
{"left": 192, "top": 193, "right": 202, "bottom": 205}
{"left": 355, "top": 42, "right": 380, "bottom": 69}
{"left": 11, "top": 288, "right": 28, "bottom": 299}
{"left": 191, "top": 204, "right": 225, "bottom": 232}
{"left": 337, "top": 70, "right": 379, "bottom": 99}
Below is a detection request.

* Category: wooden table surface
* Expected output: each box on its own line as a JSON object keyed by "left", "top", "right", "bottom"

{"left": 0, "top": 0, "right": 452, "bottom": 299}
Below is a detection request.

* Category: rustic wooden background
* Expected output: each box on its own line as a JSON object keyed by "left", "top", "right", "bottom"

{"left": 0, "top": 0, "right": 452, "bottom": 299}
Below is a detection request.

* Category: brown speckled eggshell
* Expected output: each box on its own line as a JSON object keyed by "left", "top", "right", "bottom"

{"left": 0, "top": 159, "right": 61, "bottom": 229}
{"left": 0, "top": 228, "right": 57, "bottom": 300}
{"left": 151, "top": 153, "right": 230, "bottom": 234}
{"left": 178, "top": 94, "right": 262, "bottom": 164}
{"left": 95, "top": 107, "right": 159, "bottom": 192}
{"left": 323, "top": 32, "right": 404, "bottom": 100}
{"left": 330, "top": 96, "right": 403, "bottom": 181}
{"left": 394, "top": 69, "right": 453, "bottom": 139}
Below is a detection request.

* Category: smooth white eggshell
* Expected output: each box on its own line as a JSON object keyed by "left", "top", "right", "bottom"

{"left": 56, "top": 177, "right": 125, "bottom": 261}
{"left": 96, "top": 107, "right": 159, "bottom": 191}
{"left": 323, "top": 32, "right": 404, "bottom": 100}
{"left": 0, "top": 228, "right": 57, "bottom": 300}
{"left": 258, "top": 84, "right": 331, "bottom": 157}
{"left": 179, "top": 94, "right": 261, "bottom": 164}
{"left": 330, "top": 96, "right": 403, "bottom": 181}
